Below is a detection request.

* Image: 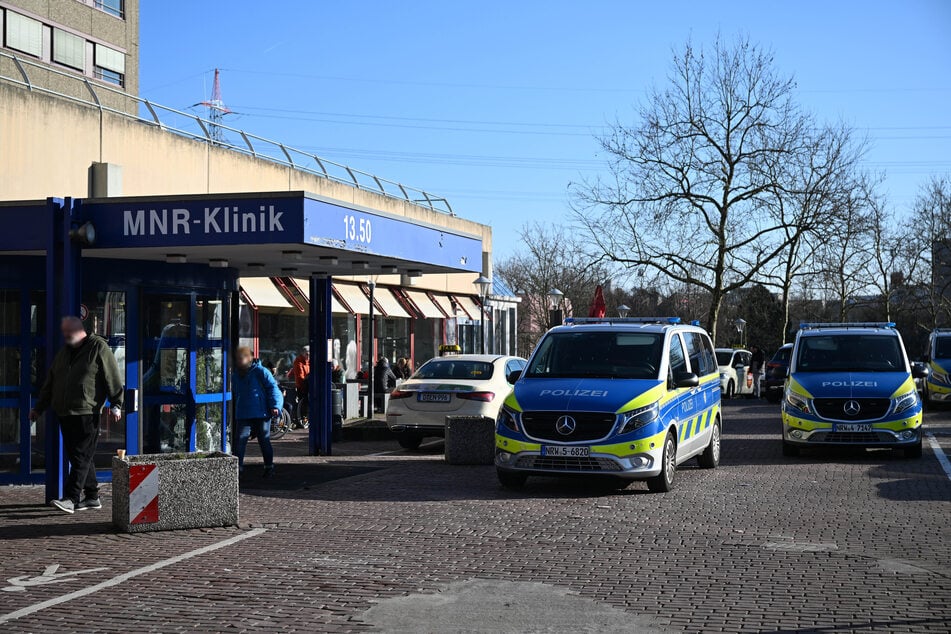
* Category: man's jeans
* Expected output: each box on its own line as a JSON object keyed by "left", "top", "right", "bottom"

{"left": 234, "top": 418, "right": 274, "bottom": 470}
{"left": 752, "top": 372, "right": 764, "bottom": 398}
{"left": 60, "top": 414, "right": 100, "bottom": 503}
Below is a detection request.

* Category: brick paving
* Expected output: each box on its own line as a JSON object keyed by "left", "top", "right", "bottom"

{"left": 0, "top": 401, "right": 949, "bottom": 633}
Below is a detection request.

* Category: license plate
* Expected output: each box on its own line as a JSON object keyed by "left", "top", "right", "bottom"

{"left": 541, "top": 445, "right": 590, "bottom": 457}
{"left": 417, "top": 392, "right": 451, "bottom": 403}
{"left": 833, "top": 424, "right": 872, "bottom": 433}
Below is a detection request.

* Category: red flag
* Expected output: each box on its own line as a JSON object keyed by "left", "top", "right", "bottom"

{"left": 588, "top": 285, "right": 606, "bottom": 318}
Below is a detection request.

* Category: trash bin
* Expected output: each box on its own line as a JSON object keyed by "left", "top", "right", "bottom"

{"left": 444, "top": 416, "right": 496, "bottom": 465}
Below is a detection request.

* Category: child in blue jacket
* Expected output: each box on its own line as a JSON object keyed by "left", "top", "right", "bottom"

{"left": 232, "top": 346, "right": 283, "bottom": 476}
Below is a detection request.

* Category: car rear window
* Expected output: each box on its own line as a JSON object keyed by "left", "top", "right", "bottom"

{"left": 526, "top": 331, "right": 663, "bottom": 380}
{"left": 772, "top": 347, "right": 791, "bottom": 364}
{"left": 413, "top": 360, "right": 494, "bottom": 380}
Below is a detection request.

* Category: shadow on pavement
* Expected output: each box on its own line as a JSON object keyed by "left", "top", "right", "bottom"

{"left": 0, "top": 509, "right": 114, "bottom": 540}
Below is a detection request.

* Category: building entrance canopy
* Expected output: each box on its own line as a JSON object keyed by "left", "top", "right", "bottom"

{"left": 78, "top": 191, "right": 483, "bottom": 277}
{"left": 0, "top": 192, "right": 484, "bottom": 500}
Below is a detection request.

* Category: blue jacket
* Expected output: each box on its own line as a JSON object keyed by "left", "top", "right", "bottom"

{"left": 233, "top": 361, "right": 283, "bottom": 421}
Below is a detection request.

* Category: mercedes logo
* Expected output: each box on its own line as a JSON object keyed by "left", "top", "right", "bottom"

{"left": 843, "top": 400, "right": 861, "bottom": 416}
{"left": 555, "top": 415, "right": 577, "bottom": 436}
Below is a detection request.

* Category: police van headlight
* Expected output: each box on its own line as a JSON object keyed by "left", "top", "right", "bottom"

{"left": 892, "top": 390, "right": 919, "bottom": 415}
{"left": 784, "top": 391, "right": 811, "bottom": 414}
{"left": 497, "top": 407, "right": 520, "bottom": 433}
{"left": 620, "top": 402, "right": 660, "bottom": 435}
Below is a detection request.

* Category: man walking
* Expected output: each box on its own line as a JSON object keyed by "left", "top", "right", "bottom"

{"left": 31, "top": 316, "right": 124, "bottom": 514}
{"left": 750, "top": 345, "right": 766, "bottom": 399}
{"left": 291, "top": 345, "right": 310, "bottom": 421}
{"left": 232, "top": 346, "right": 282, "bottom": 477}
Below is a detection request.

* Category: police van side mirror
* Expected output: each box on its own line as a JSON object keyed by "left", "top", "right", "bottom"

{"left": 912, "top": 362, "right": 930, "bottom": 379}
{"left": 674, "top": 372, "right": 699, "bottom": 388}
{"left": 506, "top": 370, "right": 522, "bottom": 385}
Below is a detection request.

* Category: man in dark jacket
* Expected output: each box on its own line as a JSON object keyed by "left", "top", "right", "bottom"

{"left": 750, "top": 345, "right": 766, "bottom": 399}
{"left": 373, "top": 357, "right": 398, "bottom": 413}
{"left": 31, "top": 316, "right": 124, "bottom": 514}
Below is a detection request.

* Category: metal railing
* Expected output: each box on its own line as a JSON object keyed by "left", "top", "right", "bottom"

{"left": 0, "top": 51, "right": 455, "bottom": 215}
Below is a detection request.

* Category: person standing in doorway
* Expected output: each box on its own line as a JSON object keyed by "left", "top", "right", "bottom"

{"left": 750, "top": 345, "right": 766, "bottom": 399}
{"left": 291, "top": 345, "right": 311, "bottom": 422}
{"left": 232, "top": 346, "right": 282, "bottom": 477}
{"left": 373, "top": 357, "right": 398, "bottom": 413}
{"left": 31, "top": 316, "right": 124, "bottom": 514}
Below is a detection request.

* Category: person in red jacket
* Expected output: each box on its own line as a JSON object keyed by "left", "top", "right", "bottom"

{"left": 292, "top": 345, "right": 310, "bottom": 420}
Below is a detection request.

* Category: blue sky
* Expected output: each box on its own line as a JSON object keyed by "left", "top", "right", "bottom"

{"left": 140, "top": 0, "right": 951, "bottom": 257}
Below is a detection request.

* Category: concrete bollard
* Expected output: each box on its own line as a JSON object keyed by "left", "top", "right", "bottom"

{"left": 444, "top": 416, "right": 496, "bottom": 465}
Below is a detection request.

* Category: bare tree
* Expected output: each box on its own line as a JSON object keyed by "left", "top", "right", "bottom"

{"left": 573, "top": 36, "right": 811, "bottom": 342}
{"left": 905, "top": 175, "right": 951, "bottom": 330}
{"left": 760, "top": 124, "right": 868, "bottom": 342}
{"left": 496, "top": 222, "right": 610, "bottom": 352}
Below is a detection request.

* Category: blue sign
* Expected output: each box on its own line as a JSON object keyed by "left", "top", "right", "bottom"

{"left": 304, "top": 198, "right": 482, "bottom": 272}
{"left": 78, "top": 193, "right": 482, "bottom": 272}
{"left": 82, "top": 196, "right": 305, "bottom": 248}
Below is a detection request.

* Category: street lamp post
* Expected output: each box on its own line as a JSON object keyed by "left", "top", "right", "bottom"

{"left": 474, "top": 275, "right": 492, "bottom": 355}
{"left": 547, "top": 288, "right": 564, "bottom": 328}
{"left": 734, "top": 318, "right": 747, "bottom": 348}
{"left": 617, "top": 304, "right": 631, "bottom": 319}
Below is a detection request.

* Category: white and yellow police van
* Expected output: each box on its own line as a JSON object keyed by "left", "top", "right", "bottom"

{"left": 923, "top": 328, "right": 951, "bottom": 407}
{"left": 495, "top": 317, "right": 721, "bottom": 493}
{"left": 781, "top": 322, "right": 928, "bottom": 458}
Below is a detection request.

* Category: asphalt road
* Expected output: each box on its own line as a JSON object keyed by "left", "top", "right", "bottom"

{"left": 0, "top": 400, "right": 949, "bottom": 633}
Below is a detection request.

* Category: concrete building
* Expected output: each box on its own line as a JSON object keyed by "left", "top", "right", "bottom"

{"left": 0, "top": 0, "right": 137, "bottom": 111}
{"left": 0, "top": 3, "right": 518, "bottom": 492}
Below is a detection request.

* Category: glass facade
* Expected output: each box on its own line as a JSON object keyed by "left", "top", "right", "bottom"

{"left": 82, "top": 291, "right": 127, "bottom": 467}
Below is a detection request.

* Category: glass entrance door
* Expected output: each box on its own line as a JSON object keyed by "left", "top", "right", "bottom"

{"left": 141, "top": 292, "right": 230, "bottom": 454}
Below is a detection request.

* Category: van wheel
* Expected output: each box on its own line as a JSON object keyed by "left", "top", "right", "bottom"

{"left": 725, "top": 381, "right": 735, "bottom": 399}
{"left": 397, "top": 434, "right": 423, "bottom": 451}
{"left": 903, "top": 438, "right": 923, "bottom": 459}
{"left": 647, "top": 433, "right": 676, "bottom": 493}
{"left": 497, "top": 470, "right": 528, "bottom": 490}
{"left": 698, "top": 419, "right": 721, "bottom": 469}
{"left": 782, "top": 441, "right": 800, "bottom": 457}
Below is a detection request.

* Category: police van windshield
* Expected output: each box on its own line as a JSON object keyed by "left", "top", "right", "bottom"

{"left": 526, "top": 331, "right": 663, "bottom": 380}
{"left": 796, "top": 335, "right": 904, "bottom": 373}
{"left": 935, "top": 337, "right": 951, "bottom": 359}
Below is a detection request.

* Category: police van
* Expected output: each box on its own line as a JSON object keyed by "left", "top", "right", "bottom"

{"left": 495, "top": 317, "right": 721, "bottom": 492}
{"left": 923, "top": 328, "right": 951, "bottom": 407}
{"left": 781, "top": 322, "right": 928, "bottom": 458}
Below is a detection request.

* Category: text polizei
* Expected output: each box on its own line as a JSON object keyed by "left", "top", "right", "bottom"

{"left": 123, "top": 206, "right": 285, "bottom": 236}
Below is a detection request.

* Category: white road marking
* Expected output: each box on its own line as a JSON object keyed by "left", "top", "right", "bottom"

{"left": 926, "top": 432, "right": 951, "bottom": 482}
{"left": 0, "top": 528, "right": 266, "bottom": 625}
{"left": 3, "top": 564, "right": 110, "bottom": 592}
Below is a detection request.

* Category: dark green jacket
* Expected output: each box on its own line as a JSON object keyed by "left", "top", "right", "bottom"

{"left": 36, "top": 335, "right": 124, "bottom": 416}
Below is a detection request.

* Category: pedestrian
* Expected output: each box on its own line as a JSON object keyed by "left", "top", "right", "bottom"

{"left": 31, "top": 316, "right": 124, "bottom": 514}
{"left": 395, "top": 357, "right": 412, "bottom": 381}
{"left": 373, "top": 357, "right": 398, "bottom": 412}
{"left": 750, "top": 345, "right": 766, "bottom": 399}
{"left": 232, "top": 346, "right": 283, "bottom": 477}
{"left": 291, "top": 345, "right": 310, "bottom": 420}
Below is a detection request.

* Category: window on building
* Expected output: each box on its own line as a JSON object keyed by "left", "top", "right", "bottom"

{"left": 95, "top": 0, "right": 124, "bottom": 19}
{"left": 52, "top": 28, "right": 85, "bottom": 71}
{"left": 94, "top": 43, "right": 125, "bottom": 87}
{"left": 5, "top": 11, "right": 43, "bottom": 58}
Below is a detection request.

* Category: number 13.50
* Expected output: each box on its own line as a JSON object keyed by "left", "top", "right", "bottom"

{"left": 343, "top": 214, "right": 372, "bottom": 244}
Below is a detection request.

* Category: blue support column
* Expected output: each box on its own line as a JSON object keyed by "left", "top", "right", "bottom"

{"left": 308, "top": 275, "right": 333, "bottom": 456}
{"left": 44, "top": 197, "right": 81, "bottom": 503}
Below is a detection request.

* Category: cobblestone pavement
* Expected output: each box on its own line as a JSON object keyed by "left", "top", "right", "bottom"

{"left": 0, "top": 401, "right": 949, "bottom": 633}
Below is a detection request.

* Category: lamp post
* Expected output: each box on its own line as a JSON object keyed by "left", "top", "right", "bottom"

{"left": 547, "top": 288, "right": 564, "bottom": 328}
{"left": 617, "top": 304, "right": 631, "bottom": 319}
{"left": 474, "top": 275, "right": 492, "bottom": 354}
{"left": 734, "top": 317, "right": 747, "bottom": 348}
